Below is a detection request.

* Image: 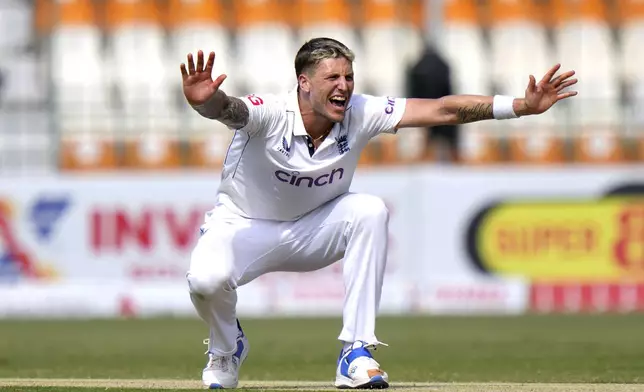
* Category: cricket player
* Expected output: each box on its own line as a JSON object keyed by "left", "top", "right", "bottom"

{"left": 180, "top": 37, "right": 577, "bottom": 389}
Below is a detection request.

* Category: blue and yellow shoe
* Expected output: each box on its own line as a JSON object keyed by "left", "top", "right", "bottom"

{"left": 334, "top": 341, "right": 389, "bottom": 389}
{"left": 202, "top": 320, "right": 250, "bottom": 389}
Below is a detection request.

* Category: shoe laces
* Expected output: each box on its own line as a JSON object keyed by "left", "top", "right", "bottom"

{"left": 345, "top": 340, "right": 389, "bottom": 355}
{"left": 207, "top": 354, "right": 233, "bottom": 372}
{"left": 366, "top": 341, "right": 389, "bottom": 351}
{"left": 340, "top": 340, "right": 389, "bottom": 366}
{"left": 203, "top": 338, "right": 240, "bottom": 371}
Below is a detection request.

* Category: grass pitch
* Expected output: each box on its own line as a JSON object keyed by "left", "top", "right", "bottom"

{"left": 0, "top": 315, "right": 643, "bottom": 391}
{"left": 4, "top": 380, "right": 644, "bottom": 392}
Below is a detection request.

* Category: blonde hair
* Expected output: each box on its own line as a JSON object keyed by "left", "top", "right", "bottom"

{"left": 294, "top": 37, "right": 355, "bottom": 76}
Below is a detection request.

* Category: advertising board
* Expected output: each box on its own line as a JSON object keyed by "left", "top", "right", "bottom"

{"left": 1, "top": 165, "right": 642, "bottom": 317}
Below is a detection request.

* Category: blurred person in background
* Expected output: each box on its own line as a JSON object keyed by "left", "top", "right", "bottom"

{"left": 407, "top": 44, "right": 460, "bottom": 162}
{"left": 180, "top": 37, "right": 577, "bottom": 390}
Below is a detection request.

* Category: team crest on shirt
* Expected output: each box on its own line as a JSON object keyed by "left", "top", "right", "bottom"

{"left": 336, "top": 134, "right": 350, "bottom": 155}
{"left": 277, "top": 136, "right": 292, "bottom": 157}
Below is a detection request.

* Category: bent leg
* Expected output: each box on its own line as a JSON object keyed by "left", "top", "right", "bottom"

{"left": 335, "top": 194, "right": 389, "bottom": 345}
{"left": 186, "top": 224, "right": 239, "bottom": 355}
{"left": 186, "top": 207, "right": 279, "bottom": 355}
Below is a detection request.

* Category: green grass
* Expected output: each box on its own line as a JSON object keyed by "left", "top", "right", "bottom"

{"left": 1, "top": 314, "right": 644, "bottom": 391}
{"left": 2, "top": 389, "right": 227, "bottom": 392}
{"left": 1, "top": 390, "right": 191, "bottom": 392}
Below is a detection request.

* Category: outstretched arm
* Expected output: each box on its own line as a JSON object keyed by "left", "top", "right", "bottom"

{"left": 399, "top": 95, "right": 527, "bottom": 127}
{"left": 181, "top": 51, "right": 250, "bottom": 129}
{"left": 191, "top": 90, "right": 250, "bottom": 129}
{"left": 396, "top": 64, "right": 578, "bottom": 129}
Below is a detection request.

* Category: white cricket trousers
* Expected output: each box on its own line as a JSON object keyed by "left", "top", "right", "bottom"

{"left": 186, "top": 192, "right": 389, "bottom": 356}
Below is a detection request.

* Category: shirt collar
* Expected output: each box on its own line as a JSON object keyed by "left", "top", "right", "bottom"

{"left": 286, "top": 86, "right": 308, "bottom": 136}
{"left": 286, "top": 86, "right": 353, "bottom": 137}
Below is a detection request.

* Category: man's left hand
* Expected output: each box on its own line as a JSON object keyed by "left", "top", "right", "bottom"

{"left": 519, "top": 63, "right": 578, "bottom": 116}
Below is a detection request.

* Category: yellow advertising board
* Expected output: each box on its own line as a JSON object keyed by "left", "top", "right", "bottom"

{"left": 467, "top": 197, "right": 644, "bottom": 281}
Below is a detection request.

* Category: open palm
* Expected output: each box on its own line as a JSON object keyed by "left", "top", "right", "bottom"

{"left": 523, "top": 64, "right": 578, "bottom": 115}
{"left": 180, "top": 50, "right": 227, "bottom": 106}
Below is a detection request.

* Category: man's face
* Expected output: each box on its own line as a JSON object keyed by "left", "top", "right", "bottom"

{"left": 301, "top": 57, "right": 354, "bottom": 123}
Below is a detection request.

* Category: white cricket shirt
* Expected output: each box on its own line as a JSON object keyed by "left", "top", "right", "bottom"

{"left": 212, "top": 88, "right": 407, "bottom": 221}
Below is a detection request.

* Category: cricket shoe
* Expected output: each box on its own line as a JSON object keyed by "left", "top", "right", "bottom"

{"left": 334, "top": 341, "right": 389, "bottom": 389}
{"left": 202, "top": 319, "right": 250, "bottom": 389}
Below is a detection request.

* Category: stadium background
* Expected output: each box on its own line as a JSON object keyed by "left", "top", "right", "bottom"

{"left": 1, "top": 0, "right": 644, "bottom": 388}
{"left": 2, "top": 0, "right": 644, "bottom": 319}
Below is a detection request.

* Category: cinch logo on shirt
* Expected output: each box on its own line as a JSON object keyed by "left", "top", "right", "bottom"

{"left": 275, "top": 168, "right": 345, "bottom": 188}
{"left": 385, "top": 97, "right": 396, "bottom": 114}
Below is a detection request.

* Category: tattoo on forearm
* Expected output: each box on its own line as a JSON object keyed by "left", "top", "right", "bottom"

{"left": 192, "top": 91, "right": 249, "bottom": 129}
{"left": 455, "top": 103, "right": 493, "bottom": 124}
{"left": 217, "top": 97, "right": 250, "bottom": 129}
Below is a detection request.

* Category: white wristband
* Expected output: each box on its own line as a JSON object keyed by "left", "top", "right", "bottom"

{"left": 493, "top": 95, "right": 519, "bottom": 120}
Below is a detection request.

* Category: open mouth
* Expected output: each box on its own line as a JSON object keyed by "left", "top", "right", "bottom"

{"left": 329, "top": 96, "right": 347, "bottom": 109}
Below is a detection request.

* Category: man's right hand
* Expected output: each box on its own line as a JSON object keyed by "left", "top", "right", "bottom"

{"left": 181, "top": 50, "right": 227, "bottom": 107}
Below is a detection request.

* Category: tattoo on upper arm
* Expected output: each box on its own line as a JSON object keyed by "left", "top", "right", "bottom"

{"left": 217, "top": 97, "right": 250, "bottom": 129}
{"left": 455, "top": 103, "right": 493, "bottom": 124}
